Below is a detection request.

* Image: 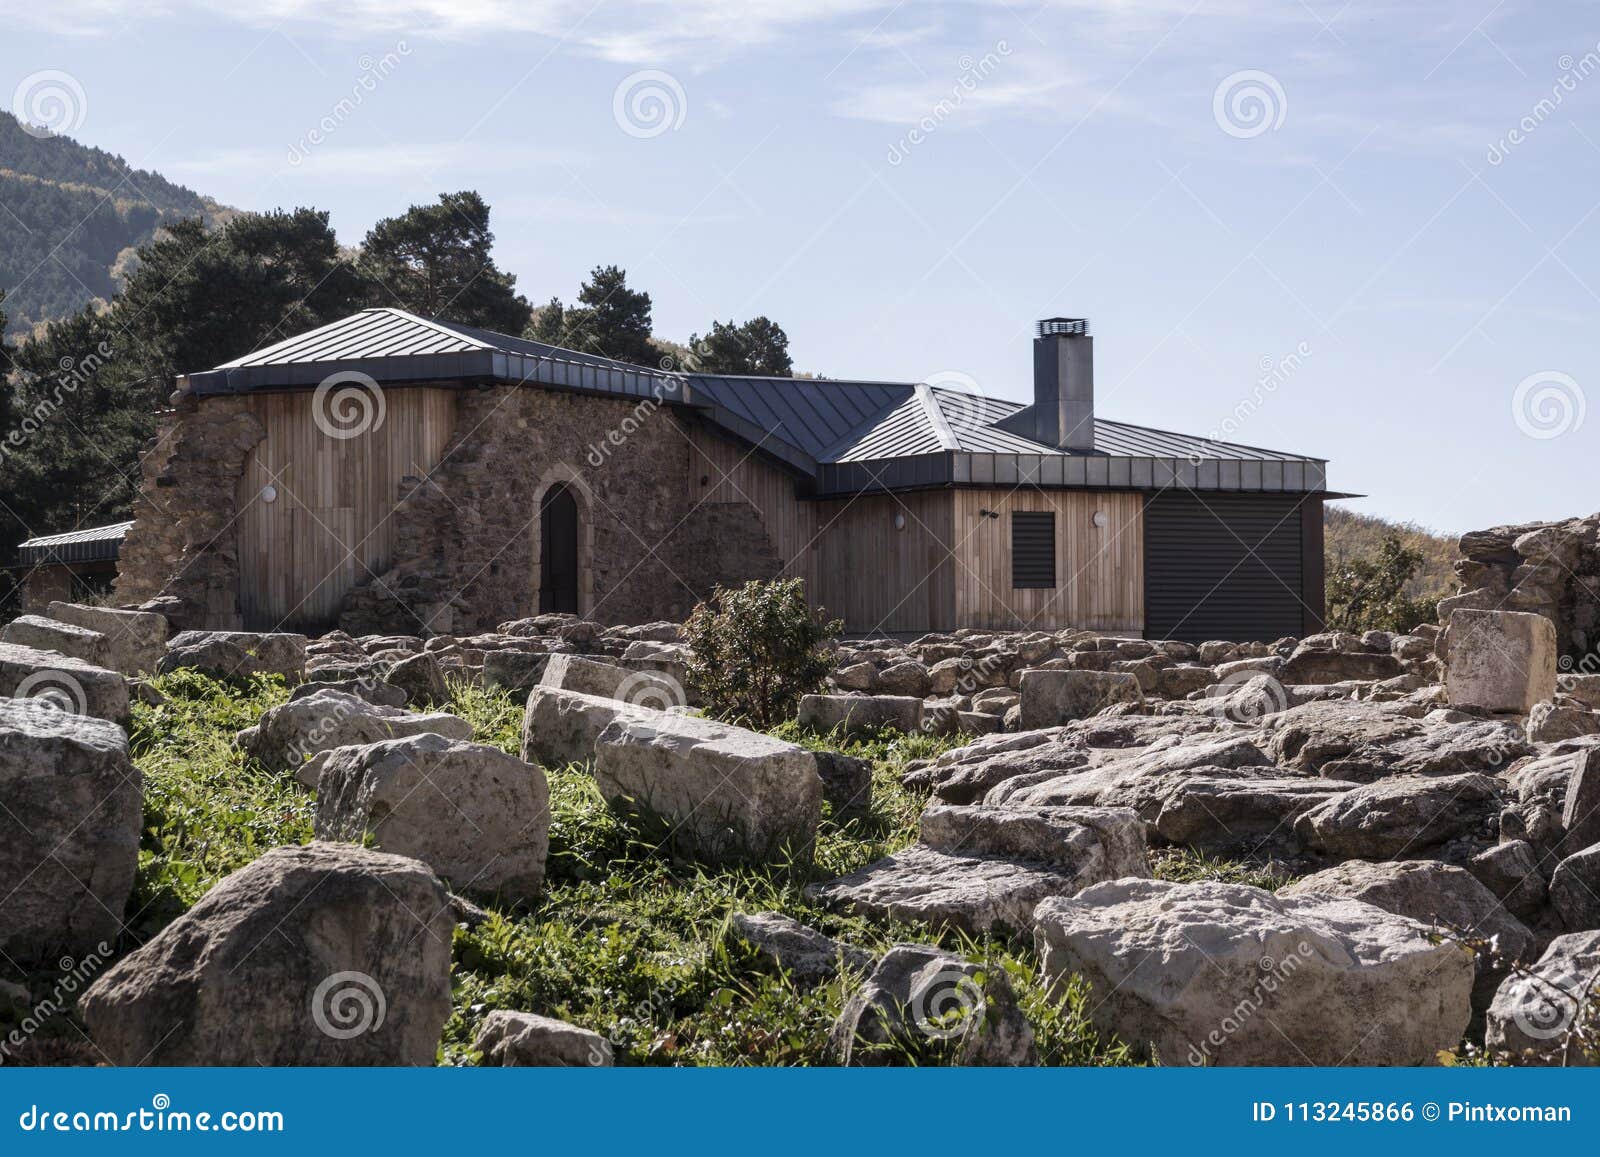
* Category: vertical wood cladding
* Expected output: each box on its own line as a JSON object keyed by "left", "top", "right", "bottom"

{"left": 234, "top": 388, "right": 456, "bottom": 631}
{"left": 952, "top": 489, "right": 1144, "bottom": 632}
{"left": 811, "top": 492, "right": 957, "bottom": 633}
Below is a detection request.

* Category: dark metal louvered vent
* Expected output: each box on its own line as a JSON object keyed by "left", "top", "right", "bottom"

{"left": 1012, "top": 511, "right": 1056, "bottom": 589}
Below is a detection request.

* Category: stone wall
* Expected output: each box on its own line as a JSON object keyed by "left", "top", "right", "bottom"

{"left": 1442, "top": 513, "right": 1600, "bottom": 664}
{"left": 112, "top": 395, "right": 266, "bottom": 631}
{"left": 335, "top": 388, "right": 784, "bottom": 635}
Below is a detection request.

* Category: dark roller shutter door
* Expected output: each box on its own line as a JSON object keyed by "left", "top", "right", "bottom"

{"left": 1144, "top": 492, "right": 1307, "bottom": 643}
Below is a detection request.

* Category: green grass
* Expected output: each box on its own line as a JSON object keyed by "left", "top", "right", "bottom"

{"left": 7, "top": 672, "right": 1151, "bottom": 1066}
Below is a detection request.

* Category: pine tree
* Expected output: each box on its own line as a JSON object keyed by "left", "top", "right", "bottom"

{"left": 359, "top": 191, "right": 530, "bottom": 333}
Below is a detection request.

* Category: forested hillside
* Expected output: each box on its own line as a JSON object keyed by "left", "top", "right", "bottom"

{"left": 0, "top": 113, "right": 229, "bottom": 336}
{"left": 1325, "top": 504, "right": 1458, "bottom": 598}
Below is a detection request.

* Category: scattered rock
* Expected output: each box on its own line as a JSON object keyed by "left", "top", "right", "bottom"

{"left": 542, "top": 653, "right": 682, "bottom": 707}
{"left": 0, "top": 699, "right": 140, "bottom": 964}
{"left": 828, "top": 945, "right": 1036, "bottom": 1066}
{"left": 729, "top": 912, "right": 872, "bottom": 982}
{"left": 1017, "top": 669, "right": 1143, "bottom": 730}
{"left": 238, "top": 689, "right": 473, "bottom": 775}
{"left": 290, "top": 677, "right": 408, "bottom": 708}
{"left": 47, "top": 602, "right": 170, "bottom": 675}
{"left": 160, "top": 630, "right": 308, "bottom": 682}
{"left": 1280, "top": 646, "right": 1403, "bottom": 686}
{"left": 807, "top": 805, "right": 1148, "bottom": 935}
{"left": 812, "top": 749, "right": 873, "bottom": 816}
{"left": 1264, "top": 700, "right": 1424, "bottom": 774}
{"left": 312, "top": 733, "right": 550, "bottom": 900}
{"left": 1279, "top": 859, "right": 1532, "bottom": 1014}
{"left": 1485, "top": 931, "right": 1600, "bottom": 1064}
{"left": 2, "top": 614, "right": 113, "bottom": 670}
{"left": 593, "top": 711, "right": 822, "bottom": 864}
{"left": 1294, "top": 773, "right": 1502, "bottom": 860}
{"left": 473, "top": 1011, "right": 613, "bottom": 1067}
{"left": 1562, "top": 749, "right": 1600, "bottom": 857}
{"left": 1034, "top": 879, "right": 1474, "bottom": 1066}
{"left": 482, "top": 650, "right": 551, "bottom": 695}
{"left": 1444, "top": 609, "right": 1557, "bottom": 714}
{"left": 1467, "top": 840, "right": 1549, "bottom": 925}
{"left": 798, "top": 693, "right": 923, "bottom": 736}
{"left": 80, "top": 843, "right": 454, "bottom": 1065}
{"left": 520, "top": 685, "right": 662, "bottom": 769}
{"left": 1528, "top": 701, "right": 1600, "bottom": 744}
{"left": 385, "top": 652, "right": 449, "bottom": 706}
{"left": 0, "top": 641, "right": 130, "bottom": 726}
{"left": 1550, "top": 843, "right": 1600, "bottom": 932}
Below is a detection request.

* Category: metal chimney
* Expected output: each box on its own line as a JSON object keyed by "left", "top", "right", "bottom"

{"left": 1033, "top": 318, "right": 1094, "bottom": 451}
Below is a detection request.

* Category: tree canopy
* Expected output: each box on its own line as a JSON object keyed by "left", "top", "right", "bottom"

{"left": 359, "top": 191, "right": 530, "bottom": 333}
{"left": 527, "top": 264, "right": 657, "bottom": 366}
{"left": 687, "top": 316, "right": 793, "bottom": 376}
{"left": 1, "top": 186, "right": 804, "bottom": 611}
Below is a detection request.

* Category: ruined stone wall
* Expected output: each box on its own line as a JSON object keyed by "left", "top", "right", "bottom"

{"left": 337, "top": 387, "right": 785, "bottom": 635}
{"left": 112, "top": 394, "right": 266, "bottom": 631}
{"left": 1442, "top": 513, "right": 1600, "bottom": 664}
{"left": 113, "top": 385, "right": 791, "bottom": 636}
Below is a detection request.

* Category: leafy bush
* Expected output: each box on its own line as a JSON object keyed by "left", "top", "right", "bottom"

{"left": 1326, "top": 532, "right": 1443, "bottom": 634}
{"left": 683, "top": 578, "right": 841, "bottom": 728}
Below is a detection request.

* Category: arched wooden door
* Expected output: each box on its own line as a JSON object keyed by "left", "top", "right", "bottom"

{"left": 539, "top": 483, "right": 580, "bottom": 614}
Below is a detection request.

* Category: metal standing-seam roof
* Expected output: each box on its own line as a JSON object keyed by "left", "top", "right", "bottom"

{"left": 179, "top": 308, "right": 1334, "bottom": 496}
{"left": 15, "top": 521, "right": 132, "bottom": 566}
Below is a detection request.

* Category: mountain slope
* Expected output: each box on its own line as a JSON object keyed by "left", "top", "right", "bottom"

{"left": 0, "top": 114, "right": 230, "bottom": 336}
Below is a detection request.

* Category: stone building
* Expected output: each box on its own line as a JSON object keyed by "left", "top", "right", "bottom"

{"left": 112, "top": 309, "right": 1339, "bottom": 640}
{"left": 8, "top": 521, "right": 129, "bottom": 612}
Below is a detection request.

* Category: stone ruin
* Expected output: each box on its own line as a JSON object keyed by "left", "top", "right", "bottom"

{"left": 1443, "top": 512, "right": 1600, "bottom": 667}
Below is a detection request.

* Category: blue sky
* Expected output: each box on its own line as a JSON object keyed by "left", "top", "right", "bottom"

{"left": 5, "top": 0, "right": 1596, "bottom": 534}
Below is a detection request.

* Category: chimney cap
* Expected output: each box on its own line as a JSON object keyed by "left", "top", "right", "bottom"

{"left": 1036, "top": 317, "right": 1089, "bottom": 338}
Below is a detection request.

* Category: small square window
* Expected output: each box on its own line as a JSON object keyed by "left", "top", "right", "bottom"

{"left": 1012, "top": 511, "right": 1055, "bottom": 589}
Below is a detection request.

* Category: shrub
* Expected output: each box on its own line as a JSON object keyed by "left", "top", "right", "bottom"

{"left": 683, "top": 578, "right": 841, "bottom": 728}
{"left": 1326, "top": 532, "right": 1442, "bottom": 635}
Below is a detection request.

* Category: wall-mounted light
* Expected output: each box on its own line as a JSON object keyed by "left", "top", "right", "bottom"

{"left": 1092, "top": 509, "right": 1108, "bottom": 528}
{"left": 894, "top": 513, "right": 907, "bottom": 531}
{"left": 261, "top": 485, "right": 278, "bottom": 503}
{"left": 977, "top": 509, "right": 1000, "bottom": 519}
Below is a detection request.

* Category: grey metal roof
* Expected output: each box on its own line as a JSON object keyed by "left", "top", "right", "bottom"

{"left": 180, "top": 308, "right": 1333, "bottom": 495}
{"left": 687, "top": 374, "right": 914, "bottom": 462}
{"left": 16, "top": 520, "right": 131, "bottom": 566}
{"left": 190, "top": 308, "right": 686, "bottom": 405}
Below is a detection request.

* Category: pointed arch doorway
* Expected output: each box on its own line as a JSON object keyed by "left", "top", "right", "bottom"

{"left": 539, "top": 482, "right": 580, "bottom": 614}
